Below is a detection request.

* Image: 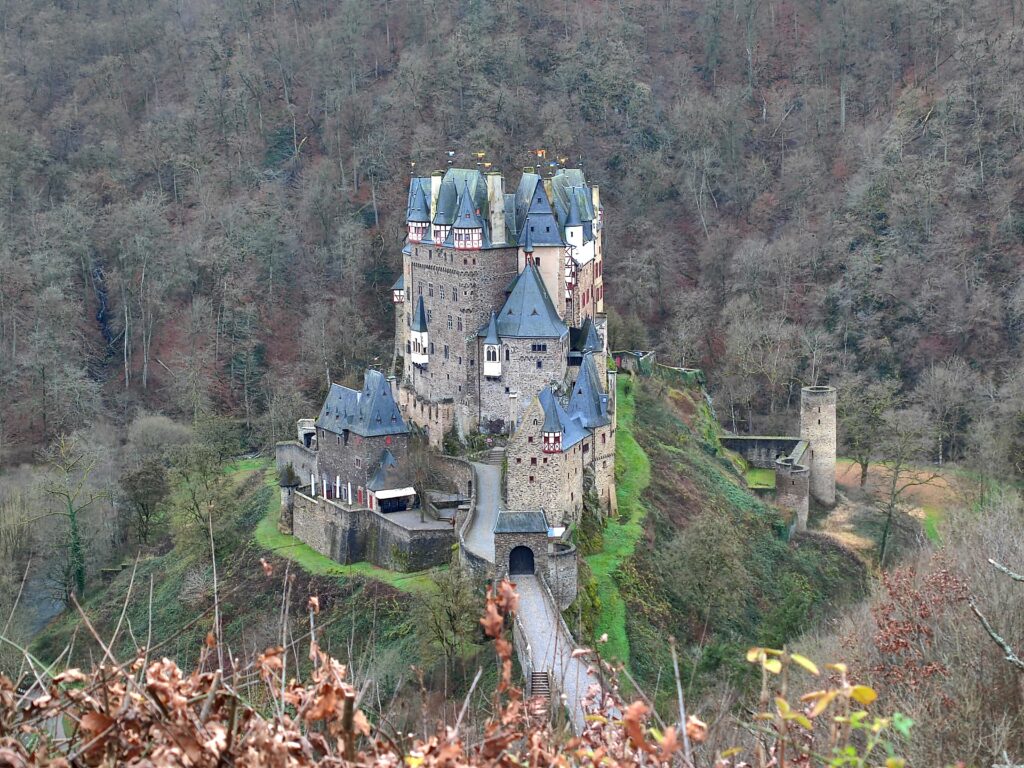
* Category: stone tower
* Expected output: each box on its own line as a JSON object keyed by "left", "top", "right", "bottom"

{"left": 800, "top": 386, "right": 837, "bottom": 507}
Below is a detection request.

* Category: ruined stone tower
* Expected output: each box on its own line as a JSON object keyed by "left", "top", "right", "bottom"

{"left": 800, "top": 385, "right": 837, "bottom": 507}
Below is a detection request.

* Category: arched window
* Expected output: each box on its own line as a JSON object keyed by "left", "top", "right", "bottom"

{"left": 486, "top": 347, "right": 498, "bottom": 362}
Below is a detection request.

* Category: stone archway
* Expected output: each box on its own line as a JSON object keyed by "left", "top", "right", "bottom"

{"left": 509, "top": 545, "right": 535, "bottom": 575}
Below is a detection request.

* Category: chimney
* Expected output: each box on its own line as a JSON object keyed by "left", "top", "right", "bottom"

{"left": 430, "top": 170, "right": 444, "bottom": 219}
{"left": 542, "top": 177, "right": 554, "bottom": 204}
{"left": 486, "top": 172, "right": 506, "bottom": 245}
{"left": 387, "top": 375, "right": 398, "bottom": 402}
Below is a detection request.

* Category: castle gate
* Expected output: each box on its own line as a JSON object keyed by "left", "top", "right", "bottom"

{"left": 509, "top": 545, "right": 535, "bottom": 575}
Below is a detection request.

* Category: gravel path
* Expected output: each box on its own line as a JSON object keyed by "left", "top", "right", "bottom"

{"left": 515, "top": 575, "right": 602, "bottom": 734}
{"left": 465, "top": 462, "right": 502, "bottom": 563}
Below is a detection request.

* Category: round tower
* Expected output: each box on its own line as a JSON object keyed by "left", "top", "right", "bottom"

{"left": 774, "top": 458, "right": 810, "bottom": 531}
{"left": 800, "top": 386, "right": 837, "bottom": 507}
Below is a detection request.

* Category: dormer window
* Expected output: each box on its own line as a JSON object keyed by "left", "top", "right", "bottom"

{"left": 484, "top": 344, "right": 501, "bottom": 378}
{"left": 453, "top": 228, "right": 482, "bottom": 250}
{"left": 408, "top": 222, "right": 428, "bottom": 242}
{"left": 542, "top": 429, "right": 562, "bottom": 454}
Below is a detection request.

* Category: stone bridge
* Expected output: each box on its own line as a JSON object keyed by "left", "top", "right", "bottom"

{"left": 461, "top": 454, "right": 598, "bottom": 733}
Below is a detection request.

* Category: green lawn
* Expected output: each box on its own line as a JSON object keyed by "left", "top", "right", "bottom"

{"left": 250, "top": 465, "right": 436, "bottom": 594}
{"left": 745, "top": 467, "right": 776, "bottom": 490}
{"left": 585, "top": 377, "right": 651, "bottom": 663}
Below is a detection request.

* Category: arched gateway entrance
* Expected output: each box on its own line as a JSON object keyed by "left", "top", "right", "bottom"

{"left": 509, "top": 545, "right": 535, "bottom": 575}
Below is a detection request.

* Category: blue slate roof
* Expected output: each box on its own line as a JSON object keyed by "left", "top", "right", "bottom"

{"left": 567, "top": 352, "right": 610, "bottom": 428}
{"left": 407, "top": 180, "right": 431, "bottom": 223}
{"left": 316, "top": 370, "right": 407, "bottom": 438}
{"left": 367, "top": 448, "right": 410, "bottom": 491}
{"left": 391, "top": 274, "right": 404, "bottom": 291}
{"left": 480, "top": 311, "right": 500, "bottom": 344}
{"left": 494, "top": 509, "right": 548, "bottom": 534}
{"left": 518, "top": 180, "right": 565, "bottom": 247}
{"left": 570, "top": 317, "right": 601, "bottom": 353}
{"left": 455, "top": 180, "right": 484, "bottom": 229}
{"left": 411, "top": 295, "right": 428, "bottom": 333}
{"left": 495, "top": 264, "right": 567, "bottom": 339}
{"left": 537, "top": 387, "right": 588, "bottom": 450}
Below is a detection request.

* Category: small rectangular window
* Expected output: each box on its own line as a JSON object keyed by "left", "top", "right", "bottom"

{"left": 428, "top": 283, "right": 434, "bottom": 297}
{"left": 531, "top": 457, "right": 537, "bottom": 466}
{"left": 536, "top": 360, "right": 542, "bottom": 369}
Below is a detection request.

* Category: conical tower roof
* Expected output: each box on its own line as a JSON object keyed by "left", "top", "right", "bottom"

{"left": 455, "top": 181, "right": 484, "bottom": 229}
{"left": 411, "top": 295, "right": 428, "bottom": 333}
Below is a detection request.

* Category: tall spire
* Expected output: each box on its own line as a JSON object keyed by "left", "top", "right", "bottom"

{"left": 407, "top": 181, "right": 430, "bottom": 223}
{"left": 565, "top": 188, "right": 583, "bottom": 228}
{"left": 520, "top": 222, "right": 534, "bottom": 253}
{"left": 456, "top": 181, "right": 484, "bottom": 229}
{"left": 411, "top": 295, "right": 428, "bottom": 333}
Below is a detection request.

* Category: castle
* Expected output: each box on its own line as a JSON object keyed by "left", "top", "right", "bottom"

{"left": 275, "top": 166, "right": 617, "bottom": 572}
{"left": 393, "top": 166, "right": 616, "bottom": 526}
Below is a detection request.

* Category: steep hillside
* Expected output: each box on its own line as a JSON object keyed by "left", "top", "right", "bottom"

{"left": 575, "top": 376, "right": 867, "bottom": 708}
{"left": 4, "top": 0, "right": 1024, "bottom": 478}
{"left": 29, "top": 462, "right": 478, "bottom": 728}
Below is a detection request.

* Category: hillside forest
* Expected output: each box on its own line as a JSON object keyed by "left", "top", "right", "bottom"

{"left": 2, "top": 0, "right": 1024, "bottom": 764}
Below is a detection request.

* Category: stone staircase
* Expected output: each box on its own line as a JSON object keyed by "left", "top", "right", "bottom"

{"left": 482, "top": 446, "right": 505, "bottom": 466}
{"left": 527, "top": 671, "right": 552, "bottom": 722}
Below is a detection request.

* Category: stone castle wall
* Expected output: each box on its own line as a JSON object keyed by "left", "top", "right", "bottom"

{"left": 547, "top": 542, "right": 578, "bottom": 610}
{"left": 291, "top": 491, "right": 453, "bottom": 572}
{"left": 316, "top": 429, "right": 409, "bottom": 498}
{"left": 494, "top": 530, "right": 549, "bottom": 581}
{"left": 800, "top": 386, "right": 837, "bottom": 507}
{"left": 720, "top": 436, "right": 804, "bottom": 469}
{"left": 398, "top": 386, "right": 455, "bottom": 448}
{"left": 275, "top": 441, "right": 318, "bottom": 485}
{"left": 775, "top": 459, "right": 810, "bottom": 531}
{"left": 476, "top": 335, "right": 568, "bottom": 433}
{"left": 505, "top": 399, "right": 584, "bottom": 526}
{"left": 406, "top": 243, "right": 518, "bottom": 406}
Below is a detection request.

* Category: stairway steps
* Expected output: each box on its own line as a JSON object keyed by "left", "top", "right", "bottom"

{"left": 528, "top": 671, "right": 552, "bottom": 721}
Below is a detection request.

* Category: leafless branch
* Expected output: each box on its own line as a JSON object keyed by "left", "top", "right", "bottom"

{"left": 989, "top": 558, "right": 1024, "bottom": 582}
{"left": 970, "top": 599, "right": 1024, "bottom": 672}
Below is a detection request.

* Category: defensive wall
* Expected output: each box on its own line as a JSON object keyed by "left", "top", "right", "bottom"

{"left": 719, "top": 436, "right": 811, "bottom": 529}
{"left": 275, "top": 441, "right": 318, "bottom": 486}
{"left": 290, "top": 490, "right": 455, "bottom": 572}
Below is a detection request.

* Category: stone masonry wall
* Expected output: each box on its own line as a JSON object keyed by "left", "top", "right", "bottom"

{"left": 291, "top": 491, "right": 453, "bottom": 572}
{"left": 505, "top": 398, "right": 585, "bottom": 526}
{"left": 406, "top": 243, "right": 518, "bottom": 405}
{"left": 546, "top": 542, "right": 578, "bottom": 610}
{"left": 494, "top": 530, "right": 549, "bottom": 581}
{"left": 316, "top": 430, "right": 409, "bottom": 499}
{"left": 477, "top": 335, "right": 569, "bottom": 433}
{"left": 720, "top": 436, "right": 804, "bottom": 469}
{"left": 775, "top": 460, "right": 810, "bottom": 531}
{"left": 398, "top": 386, "right": 454, "bottom": 448}
{"left": 275, "top": 441, "right": 318, "bottom": 486}
{"left": 800, "top": 386, "right": 837, "bottom": 507}
{"left": 591, "top": 423, "right": 616, "bottom": 513}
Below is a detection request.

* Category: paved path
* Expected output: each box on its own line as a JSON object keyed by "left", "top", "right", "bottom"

{"left": 515, "top": 575, "right": 602, "bottom": 734}
{"left": 465, "top": 461, "right": 502, "bottom": 563}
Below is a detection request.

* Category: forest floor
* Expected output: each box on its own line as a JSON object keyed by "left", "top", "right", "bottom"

{"left": 813, "top": 459, "right": 967, "bottom": 558}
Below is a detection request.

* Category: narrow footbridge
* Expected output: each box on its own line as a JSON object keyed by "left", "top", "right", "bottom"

{"left": 512, "top": 575, "right": 602, "bottom": 734}
{"left": 463, "top": 456, "right": 603, "bottom": 734}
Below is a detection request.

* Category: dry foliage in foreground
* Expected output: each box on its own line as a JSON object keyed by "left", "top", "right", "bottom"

{"left": 0, "top": 577, "right": 922, "bottom": 767}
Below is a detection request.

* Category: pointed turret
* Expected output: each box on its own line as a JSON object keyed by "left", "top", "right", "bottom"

{"left": 406, "top": 180, "right": 430, "bottom": 242}
{"left": 482, "top": 311, "right": 502, "bottom": 378}
{"left": 495, "top": 263, "right": 567, "bottom": 339}
{"left": 567, "top": 352, "right": 610, "bottom": 429}
{"left": 410, "top": 296, "right": 429, "bottom": 366}
{"left": 539, "top": 388, "right": 564, "bottom": 453}
{"left": 453, "top": 181, "right": 484, "bottom": 249}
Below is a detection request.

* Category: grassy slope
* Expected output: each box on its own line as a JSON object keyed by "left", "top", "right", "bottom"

{"left": 252, "top": 466, "right": 435, "bottom": 593}
{"left": 32, "top": 460, "right": 423, "bottom": 681}
{"left": 584, "top": 376, "right": 651, "bottom": 663}
{"left": 594, "top": 379, "right": 868, "bottom": 707}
